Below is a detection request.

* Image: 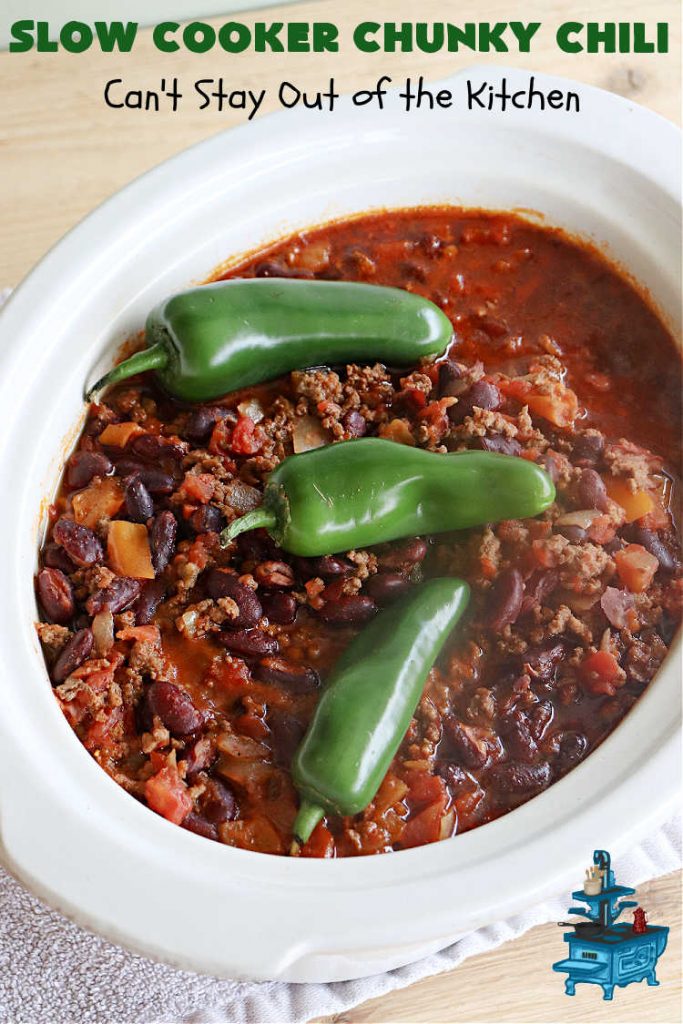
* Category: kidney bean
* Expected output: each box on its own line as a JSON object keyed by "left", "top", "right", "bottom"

{"left": 572, "top": 432, "right": 605, "bottom": 466}
{"left": 146, "top": 680, "right": 203, "bottom": 737}
{"left": 128, "top": 433, "right": 186, "bottom": 463}
{"left": 201, "top": 777, "right": 238, "bottom": 824}
{"left": 150, "top": 511, "right": 177, "bottom": 574}
{"left": 181, "top": 813, "right": 218, "bottom": 841}
{"left": 86, "top": 577, "right": 141, "bottom": 616}
{"left": 438, "top": 360, "right": 464, "bottom": 397}
{"left": 487, "top": 568, "right": 524, "bottom": 632}
{"left": 115, "top": 462, "right": 175, "bottom": 495}
{"left": 66, "top": 450, "right": 112, "bottom": 490}
{"left": 318, "top": 595, "right": 377, "bottom": 624}
{"left": 52, "top": 628, "right": 94, "bottom": 684}
{"left": 37, "top": 568, "right": 75, "bottom": 625}
{"left": 217, "top": 628, "right": 279, "bottom": 657}
{"left": 189, "top": 505, "right": 224, "bottom": 535}
{"left": 53, "top": 517, "right": 103, "bottom": 568}
{"left": 449, "top": 380, "right": 502, "bottom": 424}
{"left": 435, "top": 762, "right": 470, "bottom": 794}
{"left": 43, "top": 543, "right": 77, "bottom": 574}
{"left": 184, "top": 406, "right": 231, "bottom": 442}
{"left": 378, "top": 538, "right": 428, "bottom": 570}
{"left": 528, "top": 700, "right": 553, "bottom": 741}
{"left": 205, "top": 568, "right": 262, "bottom": 628}
{"left": 554, "top": 731, "right": 589, "bottom": 775}
{"left": 539, "top": 454, "right": 560, "bottom": 484}
{"left": 445, "top": 720, "right": 488, "bottom": 769}
{"left": 556, "top": 524, "right": 587, "bottom": 544}
{"left": 501, "top": 710, "right": 537, "bottom": 763}
{"left": 124, "top": 475, "right": 154, "bottom": 523}
{"left": 134, "top": 579, "right": 167, "bottom": 625}
{"left": 519, "top": 570, "right": 559, "bottom": 617}
{"left": 578, "top": 468, "right": 609, "bottom": 512}
{"left": 261, "top": 592, "right": 297, "bottom": 625}
{"left": 631, "top": 527, "right": 676, "bottom": 573}
{"left": 268, "top": 709, "right": 306, "bottom": 767}
{"left": 523, "top": 641, "right": 567, "bottom": 683}
{"left": 489, "top": 761, "right": 551, "bottom": 795}
{"left": 366, "top": 572, "right": 411, "bottom": 604}
{"left": 182, "top": 735, "right": 217, "bottom": 781}
{"left": 310, "top": 555, "right": 353, "bottom": 578}
{"left": 475, "top": 435, "right": 522, "bottom": 456}
{"left": 236, "top": 531, "right": 275, "bottom": 563}
{"left": 256, "top": 656, "right": 320, "bottom": 693}
{"left": 343, "top": 410, "right": 367, "bottom": 437}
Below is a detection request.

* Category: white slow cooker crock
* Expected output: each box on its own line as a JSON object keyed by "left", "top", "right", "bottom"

{"left": 0, "top": 68, "right": 680, "bottom": 983}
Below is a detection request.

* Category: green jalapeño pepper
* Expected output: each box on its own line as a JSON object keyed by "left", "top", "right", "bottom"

{"left": 86, "top": 279, "right": 452, "bottom": 402}
{"left": 221, "top": 438, "right": 555, "bottom": 556}
{"left": 292, "top": 577, "right": 470, "bottom": 843}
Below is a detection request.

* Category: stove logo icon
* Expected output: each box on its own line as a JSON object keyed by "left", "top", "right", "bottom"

{"left": 553, "top": 849, "right": 669, "bottom": 1001}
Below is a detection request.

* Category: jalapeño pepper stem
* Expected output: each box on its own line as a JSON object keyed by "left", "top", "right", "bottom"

{"left": 293, "top": 800, "right": 325, "bottom": 845}
{"left": 86, "top": 342, "right": 168, "bottom": 400}
{"left": 223, "top": 507, "right": 278, "bottom": 542}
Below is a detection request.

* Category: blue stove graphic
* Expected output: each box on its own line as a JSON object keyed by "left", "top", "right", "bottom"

{"left": 553, "top": 850, "right": 668, "bottom": 1001}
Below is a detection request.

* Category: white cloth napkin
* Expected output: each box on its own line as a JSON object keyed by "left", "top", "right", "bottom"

{"left": 1, "top": 816, "right": 679, "bottom": 1024}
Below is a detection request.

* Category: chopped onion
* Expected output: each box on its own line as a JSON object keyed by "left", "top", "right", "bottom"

{"left": 237, "top": 398, "right": 264, "bottom": 423}
{"left": 439, "top": 809, "right": 456, "bottom": 840}
{"left": 293, "top": 240, "right": 331, "bottom": 273}
{"left": 293, "top": 415, "right": 329, "bottom": 453}
{"left": 92, "top": 610, "right": 114, "bottom": 656}
{"left": 217, "top": 731, "right": 269, "bottom": 760}
{"left": 600, "top": 587, "right": 636, "bottom": 629}
{"left": 555, "top": 509, "right": 601, "bottom": 530}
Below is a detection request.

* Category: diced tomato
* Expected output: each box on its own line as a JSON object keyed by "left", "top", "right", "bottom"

{"left": 219, "top": 817, "right": 283, "bottom": 854}
{"left": 502, "top": 378, "right": 578, "bottom": 428}
{"left": 145, "top": 765, "right": 193, "bottom": 824}
{"left": 615, "top": 544, "right": 659, "bottom": 593}
{"left": 580, "top": 650, "right": 625, "bottom": 696}
{"left": 84, "top": 707, "right": 123, "bottom": 752}
{"left": 230, "top": 416, "right": 266, "bottom": 456}
{"left": 586, "top": 514, "right": 616, "bottom": 545}
{"left": 404, "top": 771, "right": 447, "bottom": 812}
{"left": 301, "top": 821, "right": 335, "bottom": 858}
{"left": 420, "top": 399, "right": 451, "bottom": 435}
{"left": 179, "top": 473, "right": 215, "bottom": 504}
{"left": 401, "top": 800, "right": 447, "bottom": 848}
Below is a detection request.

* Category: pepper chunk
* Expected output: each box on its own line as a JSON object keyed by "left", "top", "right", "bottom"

{"left": 222, "top": 439, "right": 555, "bottom": 557}
{"left": 86, "top": 279, "right": 452, "bottom": 402}
{"left": 292, "top": 577, "right": 470, "bottom": 843}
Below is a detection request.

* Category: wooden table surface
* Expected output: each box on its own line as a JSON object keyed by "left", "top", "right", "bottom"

{"left": 1, "top": 2, "right": 680, "bottom": 1021}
